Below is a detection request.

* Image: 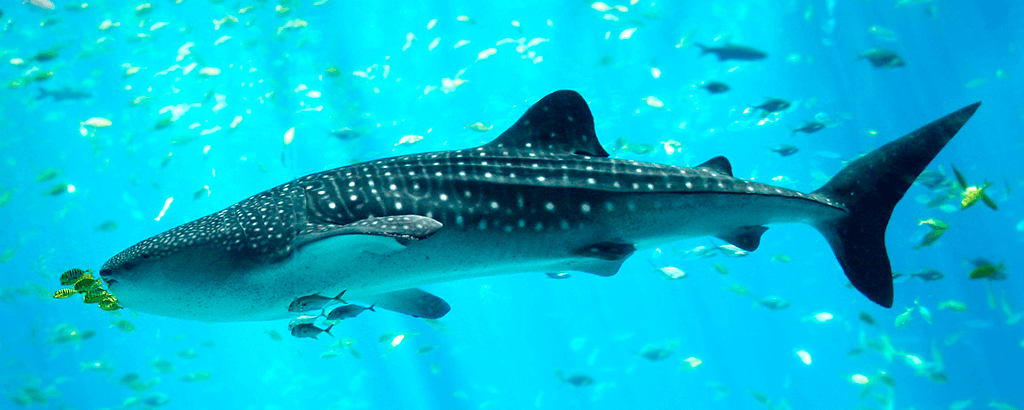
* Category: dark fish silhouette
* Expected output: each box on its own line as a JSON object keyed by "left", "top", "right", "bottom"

{"left": 859, "top": 49, "right": 906, "bottom": 68}
{"left": 770, "top": 145, "right": 800, "bottom": 157}
{"left": 752, "top": 98, "right": 791, "bottom": 115}
{"left": 696, "top": 43, "right": 767, "bottom": 61}
{"left": 699, "top": 81, "right": 730, "bottom": 94}
{"left": 36, "top": 86, "right": 92, "bottom": 101}
{"left": 791, "top": 120, "right": 827, "bottom": 136}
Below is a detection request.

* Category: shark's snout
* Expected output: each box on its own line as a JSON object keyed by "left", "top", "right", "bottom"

{"left": 99, "top": 268, "right": 117, "bottom": 286}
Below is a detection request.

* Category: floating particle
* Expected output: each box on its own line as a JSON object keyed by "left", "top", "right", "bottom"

{"left": 99, "top": 19, "right": 120, "bottom": 30}
{"left": 198, "top": 67, "right": 220, "bottom": 76}
{"left": 402, "top": 32, "right": 416, "bottom": 51}
{"left": 644, "top": 96, "right": 664, "bottom": 108}
{"left": 305, "top": 90, "right": 321, "bottom": 98}
{"left": 283, "top": 127, "right": 295, "bottom": 145}
{"left": 651, "top": 67, "right": 661, "bottom": 78}
{"left": 454, "top": 39, "right": 471, "bottom": 48}
{"left": 390, "top": 334, "right": 406, "bottom": 349}
{"left": 682, "top": 357, "right": 702, "bottom": 368}
{"left": 476, "top": 48, "right": 497, "bottom": 61}
{"left": 214, "top": 36, "right": 232, "bottom": 45}
{"left": 796, "top": 350, "right": 812, "bottom": 365}
{"left": 427, "top": 19, "right": 437, "bottom": 29}
{"left": 619, "top": 28, "right": 637, "bottom": 39}
{"left": 811, "top": 312, "right": 834, "bottom": 322}
{"left": 850, "top": 374, "right": 870, "bottom": 385}
{"left": 154, "top": 197, "right": 173, "bottom": 221}
{"left": 277, "top": 19, "right": 307, "bottom": 35}
{"left": 591, "top": 2, "right": 612, "bottom": 12}
{"left": 661, "top": 140, "right": 681, "bottom": 155}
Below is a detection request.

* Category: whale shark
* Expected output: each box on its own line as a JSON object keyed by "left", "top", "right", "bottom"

{"left": 99, "top": 90, "right": 981, "bottom": 322}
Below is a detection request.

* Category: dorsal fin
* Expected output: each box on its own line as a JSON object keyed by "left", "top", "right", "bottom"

{"left": 484, "top": 90, "right": 608, "bottom": 157}
{"left": 697, "top": 156, "right": 733, "bottom": 176}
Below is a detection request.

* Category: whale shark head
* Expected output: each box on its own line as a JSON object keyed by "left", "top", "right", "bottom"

{"left": 100, "top": 185, "right": 308, "bottom": 319}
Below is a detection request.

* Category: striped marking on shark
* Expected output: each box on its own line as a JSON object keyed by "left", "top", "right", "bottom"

{"left": 99, "top": 90, "right": 981, "bottom": 322}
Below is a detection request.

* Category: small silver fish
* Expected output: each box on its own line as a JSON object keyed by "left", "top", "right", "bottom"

{"left": 287, "top": 315, "right": 319, "bottom": 331}
{"left": 288, "top": 290, "right": 347, "bottom": 312}
{"left": 290, "top": 323, "right": 334, "bottom": 340}
{"left": 324, "top": 304, "right": 375, "bottom": 321}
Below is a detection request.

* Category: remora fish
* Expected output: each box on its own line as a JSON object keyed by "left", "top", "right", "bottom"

{"left": 99, "top": 90, "right": 981, "bottom": 322}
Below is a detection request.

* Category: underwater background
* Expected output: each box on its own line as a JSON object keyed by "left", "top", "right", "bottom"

{"left": 1, "top": 0, "right": 1022, "bottom": 409}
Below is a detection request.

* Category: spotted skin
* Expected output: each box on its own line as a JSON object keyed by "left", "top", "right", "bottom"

{"left": 99, "top": 90, "right": 980, "bottom": 321}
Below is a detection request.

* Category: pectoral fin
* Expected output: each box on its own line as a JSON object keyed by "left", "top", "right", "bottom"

{"left": 714, "top": 225, "right": 769, "bottom": 252}
{"left": 295, "top": 215, "right": 443, "bottom": 253}
{"left": 570, "top": 242, "right": 635, "bottom": 277}
{"left": 365, "top": 288, "right": 451, "bottom": 319}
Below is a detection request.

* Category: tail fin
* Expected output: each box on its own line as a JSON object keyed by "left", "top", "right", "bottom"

{"left": 695, "top": 43, "right": 709, "bottom": 55}
{"left": 811, "top": 102, "right": 981, "bottom": 308}
{"left": 35, "top": 87, "right": 48, "bottom": 100}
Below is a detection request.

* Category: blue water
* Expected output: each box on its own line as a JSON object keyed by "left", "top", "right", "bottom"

{"left": 1, "top": 0, "right": 1021, "bottom": 408}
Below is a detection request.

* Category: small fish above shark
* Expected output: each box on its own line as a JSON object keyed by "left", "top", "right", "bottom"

{"left": 98, "top": 90, "right": 981, "bottom": 322}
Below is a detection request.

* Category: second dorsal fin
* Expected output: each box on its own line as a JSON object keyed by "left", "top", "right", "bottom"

{"left": 484, "top": 90, "right": 609, "bottom": 157}
{"left": 698, "top": 156, "right": 733, "bottom": 176}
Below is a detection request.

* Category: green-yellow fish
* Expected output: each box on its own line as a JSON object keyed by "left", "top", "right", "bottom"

{"left": 60, "top": 268, "right": 88, "bottom": 285}
{"left": 53, "top": 288, "right": 76, "bottom": 299}
{"left": 98, "top": 298, "right": 123, "bottom": 311}
{"left": 969, "top": 263, "right": 1004, "bottom": 280}
{"left": 84, "top": 289, "right": 110, "bottom": 304}
{"left": 74, "top": 277, "right": 100, "bottom": 293}
{"left": 915, "top": 218, "right": 948, "bottom": 248}
{"left": 938, "top": 300, "right": 968, "bottom": 312}
{"left": 952, "top": 165, "right": 997, "bottom": 210}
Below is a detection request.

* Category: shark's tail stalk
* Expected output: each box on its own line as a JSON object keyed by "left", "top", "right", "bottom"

{"left": 811, "top": 102, "right": 981, "bottom": 308}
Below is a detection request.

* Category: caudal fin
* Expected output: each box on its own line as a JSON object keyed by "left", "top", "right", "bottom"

{"left": 811, "top": 102, "right": 981, "bottom": 308}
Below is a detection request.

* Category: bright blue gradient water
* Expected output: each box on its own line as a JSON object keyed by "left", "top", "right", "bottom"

{"left": 1, "top": 1, "right": 1021, "bottom": 409}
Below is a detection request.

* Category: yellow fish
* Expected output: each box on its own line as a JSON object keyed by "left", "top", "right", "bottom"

{"left": 53, "top": 288, "right": 76, "bottom": 299}
{"left": 466, "top": 122, "right": 493, "bottom": 132}
{"left": 74, "top": 277, "right": 100, "bottom": 293}
{"left": 98, "top": 298, "right": 123, "bottom": 311}
{"left": 60, "top": 268, "right": 88, "bottom": 285}
{"left": 84, "top": 289, "right": 111, "bottom": 304}
{"left": 952, "top": 165, "right": 997, "bottom": 210}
